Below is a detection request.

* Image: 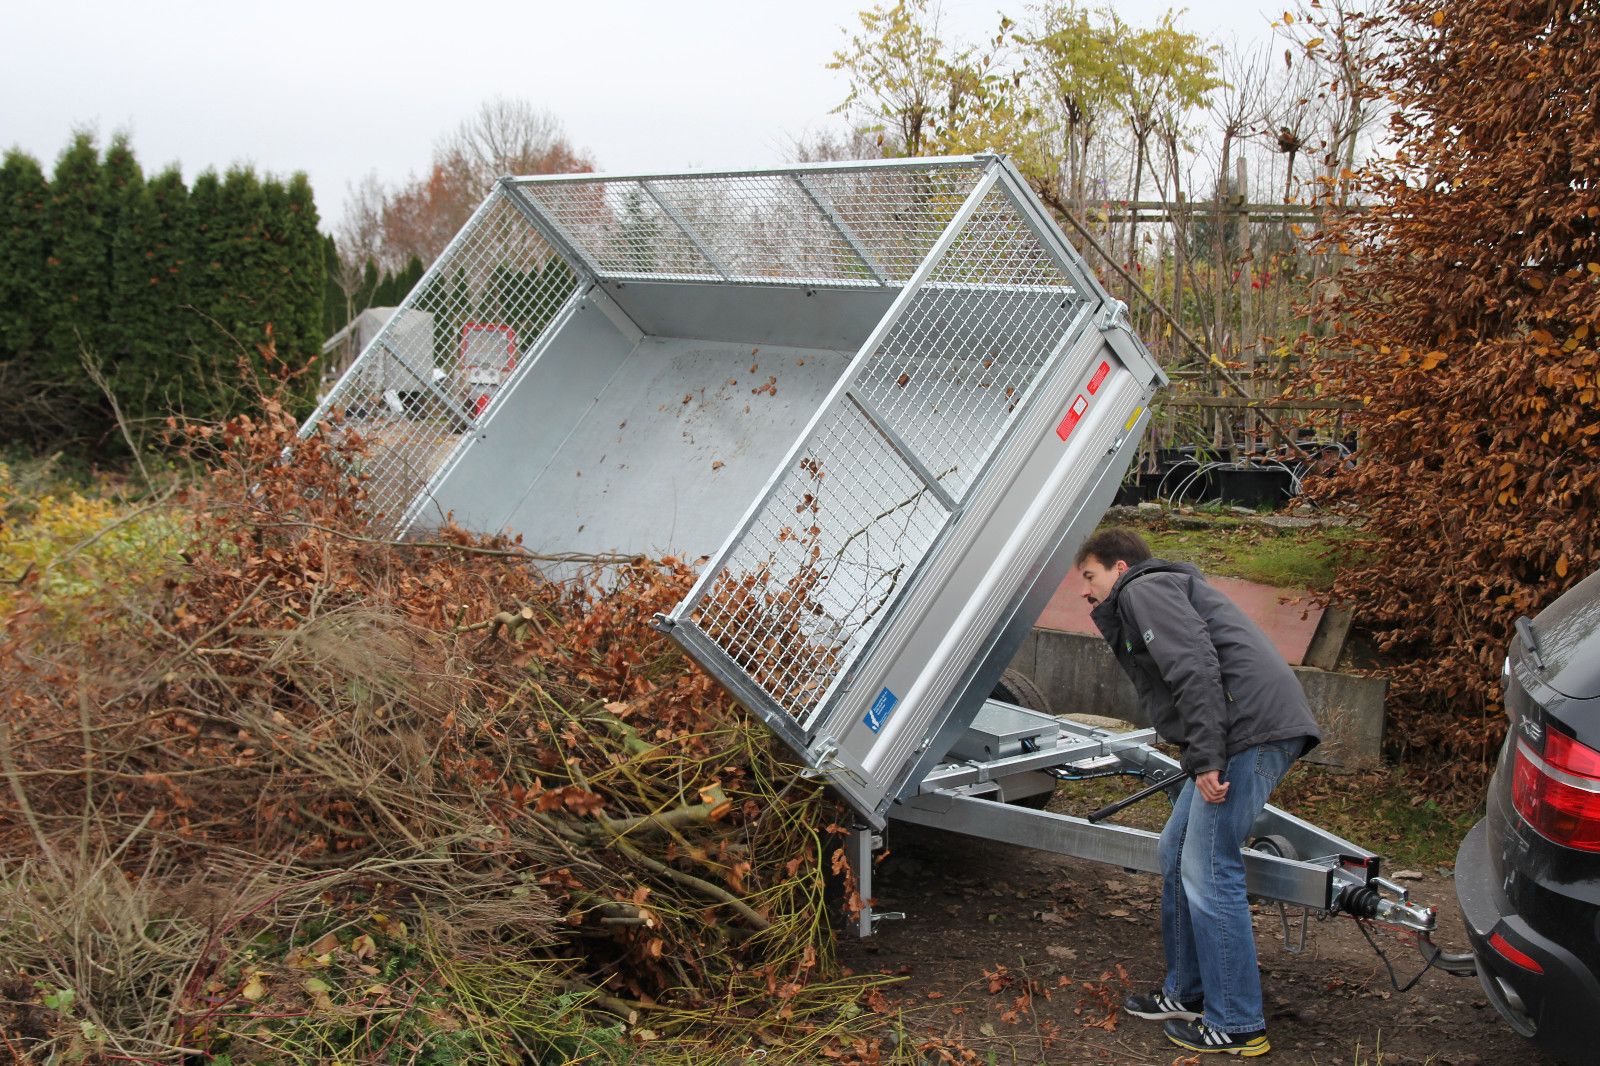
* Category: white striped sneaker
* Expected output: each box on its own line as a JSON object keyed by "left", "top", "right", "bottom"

{"left": 1123, "top": 988, "right": 1203, "bottom": 1021}
{"left": 1164, "top": 1017, "right": 1271, "bottom": 1057}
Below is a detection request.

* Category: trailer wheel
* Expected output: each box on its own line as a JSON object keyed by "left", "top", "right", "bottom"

{"left": 991, "top": 668, "right": 1052, "bottom": 715}
{"left": 1249, "top": 834, "right": 1300, "bottom": 861}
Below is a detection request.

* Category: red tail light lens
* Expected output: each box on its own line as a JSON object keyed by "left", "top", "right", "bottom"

{"left": 1512, "top": 733, "right": 1600, "bottom": 852}
{"left": 1488, "top": 932, "right": 1545, "bottom": 973}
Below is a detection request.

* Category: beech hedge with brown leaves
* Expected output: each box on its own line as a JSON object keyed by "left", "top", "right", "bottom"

{"left": 1296, "top": 0, "right": 1600, "bottom": 770}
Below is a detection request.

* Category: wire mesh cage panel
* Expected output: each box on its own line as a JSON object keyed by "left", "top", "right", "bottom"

{"left": 516, "top": 163, "right": 985, "bottom": 285}
{"left": 853, "top": 186, "right": 1092, "bottom": 502}
{"left": 302, "top": 189, "right": 578, "bottom": 526}
{"left": 308, "top": 155, "right": 1162, "bottom": 824}
{"left": 689, "top": 398, "right": 952, "bottom": 726}
{"left": 669, "top": 170, "right": 1103, "bottom": 731}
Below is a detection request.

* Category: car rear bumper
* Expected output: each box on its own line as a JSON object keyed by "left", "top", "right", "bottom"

{"left": 1456, "top": 818, "right": 1600, "bottom": 1063}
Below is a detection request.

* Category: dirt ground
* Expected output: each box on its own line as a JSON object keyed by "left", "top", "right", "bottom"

{"left": 839, "top": 815, "right": 1555, "bottom": 1066}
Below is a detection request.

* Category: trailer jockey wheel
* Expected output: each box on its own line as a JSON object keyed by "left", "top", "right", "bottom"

{"left": 1248, "top": 834, "right": 1300, "bottom": 861}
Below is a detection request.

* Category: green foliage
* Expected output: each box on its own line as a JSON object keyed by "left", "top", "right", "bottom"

{"left": 0, "top": 135, "right": 327, "bottom": 455}
{"left": 0, "top": 459, "right": 185, "bottom": 615}
{"left": 0, "top": 150, "right": 49, "bottom": 357}
{"left": 829, "top": 0, "right": 952, "bottom": 155}
{"left": 828, "top": 1, "right": 1223, "bottom": 206}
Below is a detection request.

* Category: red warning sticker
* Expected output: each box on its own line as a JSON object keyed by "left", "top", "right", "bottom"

{"left": 1055, "top": 394, "right": 1089, "bottom": 441}
{"left": 1087, "top": 360, "right": 1110, "bottom": 395}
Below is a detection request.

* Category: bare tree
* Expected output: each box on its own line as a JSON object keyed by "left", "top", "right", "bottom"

{"left": 438, "top": 97, "right": 581, "bottom": 186}
{"left": 337, "top": 98, "right": 594, "bottom": 272}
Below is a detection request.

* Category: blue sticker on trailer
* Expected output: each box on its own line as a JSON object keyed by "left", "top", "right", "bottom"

{"left": 864, "top": 687, "right": 899, "bottom": 734}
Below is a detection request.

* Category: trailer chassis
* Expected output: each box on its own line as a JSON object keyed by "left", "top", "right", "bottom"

{"left": 844, "top": 701, "right": 1475, "bottom": 978}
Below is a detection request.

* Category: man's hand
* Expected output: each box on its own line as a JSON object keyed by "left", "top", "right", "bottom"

{"left": 1196, "top": 769, "right": 1230, "bottom": 804}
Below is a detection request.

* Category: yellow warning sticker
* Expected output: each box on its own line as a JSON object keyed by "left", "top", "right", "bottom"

{"left": 1124, "top": 407, "right": 1143, "bottom": 432}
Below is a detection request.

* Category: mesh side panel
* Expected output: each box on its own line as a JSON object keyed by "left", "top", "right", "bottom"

{"left": 519, "top": 165, "right": 981, "bottom": 284}
{"left": 853, "top": 189, "right": 1091, "bottom": 501}
{"left": 643, "top": 174, "right": 875, "bottom": 283}
{"left": 522, "top": 181, "right": 719, "bottom": 278}
{"left": 308, "top": 190, "right": 577, "bottom": 529}
{"left": 689, "top": 402, "right": 950, "bottom": 725}
{"left": 803, "top": 167, "right": 983, "bottom": 283}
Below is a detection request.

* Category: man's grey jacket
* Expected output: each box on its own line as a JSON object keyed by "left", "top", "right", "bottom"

{"left": 1089, "top": 558, "right": 1321, "bottom": 776}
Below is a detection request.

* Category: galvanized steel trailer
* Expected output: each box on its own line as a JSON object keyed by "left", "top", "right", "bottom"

{"left": 306, "top": 154, "right": 1454, "bottom": 956}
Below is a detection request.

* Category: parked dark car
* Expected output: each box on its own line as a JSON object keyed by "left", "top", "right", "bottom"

{"left": 1456, "top": 566, "right": 1600, "bottom": 1063}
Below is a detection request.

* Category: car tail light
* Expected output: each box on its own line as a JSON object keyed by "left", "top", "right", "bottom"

{"left": 1512, "top": 731, "right": 1600, "bottom": 852}
{"left": 1488, "top": 932, "right": 1545, "bottom": 973}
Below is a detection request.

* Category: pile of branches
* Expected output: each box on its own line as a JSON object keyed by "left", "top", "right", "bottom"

{"left": 1295, "top": 0, "right": 1600, "bottom": 773}
{"left": 0, "top": 396, "right": 954, "bottom": 1064}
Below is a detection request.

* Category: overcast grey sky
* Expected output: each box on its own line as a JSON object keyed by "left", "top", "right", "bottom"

{"left": 2, "top": 1, "right": 1277, "bottom": 231}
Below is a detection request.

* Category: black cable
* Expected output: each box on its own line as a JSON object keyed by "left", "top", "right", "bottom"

{"left": 1354, "top": 918, "right": 1442, "bottom": 993}
{"left": 1048, "top": 767, "right": 1144, "bottom": 782}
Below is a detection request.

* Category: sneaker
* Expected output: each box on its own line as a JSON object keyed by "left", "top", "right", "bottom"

{"left": 1164, "top": 1017, "right": 1271, "bottom": 1056}
{"left": 1123, "top": 988, "right": 1203, "bottom": 1021}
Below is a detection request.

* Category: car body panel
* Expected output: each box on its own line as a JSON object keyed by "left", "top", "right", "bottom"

{"left": 1459, "top": 567, "right": 1600, "bottom": 1063}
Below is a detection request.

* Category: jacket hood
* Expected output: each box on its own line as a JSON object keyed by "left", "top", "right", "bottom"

{"left": 1089, "top": 558, "right": 1205, "bottom": 643}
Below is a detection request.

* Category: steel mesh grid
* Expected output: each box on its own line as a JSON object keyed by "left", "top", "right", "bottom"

{"left": 522, "top": 181, "right": 719, "bottom": 279}
{"left": 853, "top": 188, "right": 1091, "bottom": 501}
{"left": 689, "top": 401, "right": 950, "bottom": 725}
{"left": 519, "top": 165, "right": 981, "bottom": 285}
{"left": 643, "top": 174, "right": 879, "bottom": 283}
{"left": 307, "top": 190, "right": 578, "bottom": 529}
{"left": 801, "top": 167, "right": 983, "bottom": 283}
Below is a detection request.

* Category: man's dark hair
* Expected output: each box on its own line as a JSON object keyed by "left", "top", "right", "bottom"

{"left": 1075, "top": 527, "right": 1153, "bottom": 568}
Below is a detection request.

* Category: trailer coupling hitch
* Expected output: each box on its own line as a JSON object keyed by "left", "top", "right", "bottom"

{"left": 1333, "top": 878, "right": 1477, "bottom": 981}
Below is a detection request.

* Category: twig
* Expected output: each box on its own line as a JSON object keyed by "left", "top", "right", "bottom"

{"left": 248, "top": 518, "right": 637, "bottom": 565}
{"left": 79, "top": 341, "right": 153, "bottom": 491}
{"left": 557, "top": 977, "right": 638, "bottom": 1025}
{"left": 607, "top": 834, "right": 771, "bottom": 932}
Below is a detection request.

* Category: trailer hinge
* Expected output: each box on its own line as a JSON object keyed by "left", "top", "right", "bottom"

{"left": 649, "top": 612, "right": 675, "bottom": 634}
{"left": 1096, "top": 299, "right": 1129, "bottom": 332}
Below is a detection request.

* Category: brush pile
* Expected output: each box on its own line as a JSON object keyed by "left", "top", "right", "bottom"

{"left": 0, "top": 397, "right": 965, "bottom": 1064}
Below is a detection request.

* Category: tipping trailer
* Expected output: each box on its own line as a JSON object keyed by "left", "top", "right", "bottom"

{"left": 304, "top": 154, "right": 1469, "bottom": 969}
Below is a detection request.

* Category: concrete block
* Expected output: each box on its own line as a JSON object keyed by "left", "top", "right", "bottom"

{"left": 1020, "top": 627, "right": 1384, "bottom": 769}
{"left": 1290, "top": 665, "right": 1385, "bottom": 769}
{"left": 1031, "top": 628, "right": 1141, "bottom": 721}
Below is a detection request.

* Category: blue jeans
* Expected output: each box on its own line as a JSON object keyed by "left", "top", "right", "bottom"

{"left": 1158, "top": 739, "right": 1301, "bottom": 1033}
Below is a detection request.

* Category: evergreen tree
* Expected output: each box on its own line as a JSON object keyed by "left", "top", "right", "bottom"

{"left": 185, "top": 169, "right": 226, "bottom": 399}
{"left": 359, "top": 260, "right": 380, "bottom": 313}
{"left": 42, "top": 134, "right": 112, "bottom": 412}
{"left": 322, "top": 233, "right": 347, "bottom": 338}
{"left": 0, "top": 150, "right": 52, "bottom": 447}
{"left": 0, "top": 150, "right": 50, "bottom": 360}
{"left": 111, "top": 167, "right": 191, "bottom": 429}
{"left": 211, "top": 167, "right": 273, "bottom": 362}
{"left": 277, "top": 172, "right": 325, "bottom": 412}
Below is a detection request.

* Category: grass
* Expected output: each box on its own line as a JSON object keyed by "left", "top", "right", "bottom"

{"left": 1137, "top": 518, "right": 1369, "bottom": 592}
{"left": 1274, "top": 763, "right": 1483, "bottom": 872}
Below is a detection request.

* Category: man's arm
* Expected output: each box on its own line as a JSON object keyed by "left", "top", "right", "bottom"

{"left": 1120, "top": 575, "right": 1229, "bottom": 777}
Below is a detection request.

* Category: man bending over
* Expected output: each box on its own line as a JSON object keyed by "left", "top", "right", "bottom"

{"left": 1076, "top": 528, "right": 1320, "bottom": 1057}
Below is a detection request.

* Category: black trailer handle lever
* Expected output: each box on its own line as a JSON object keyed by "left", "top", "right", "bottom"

{"left": 1087, "top": 768, "right": 1193, "bottom": 823}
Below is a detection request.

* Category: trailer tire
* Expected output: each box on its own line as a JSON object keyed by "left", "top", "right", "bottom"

{"left": 1249, "top": 834, "right": 1300, "bottom": 861}
{"left": 991, "top": 668, "right": 1052, "bottom": 715}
